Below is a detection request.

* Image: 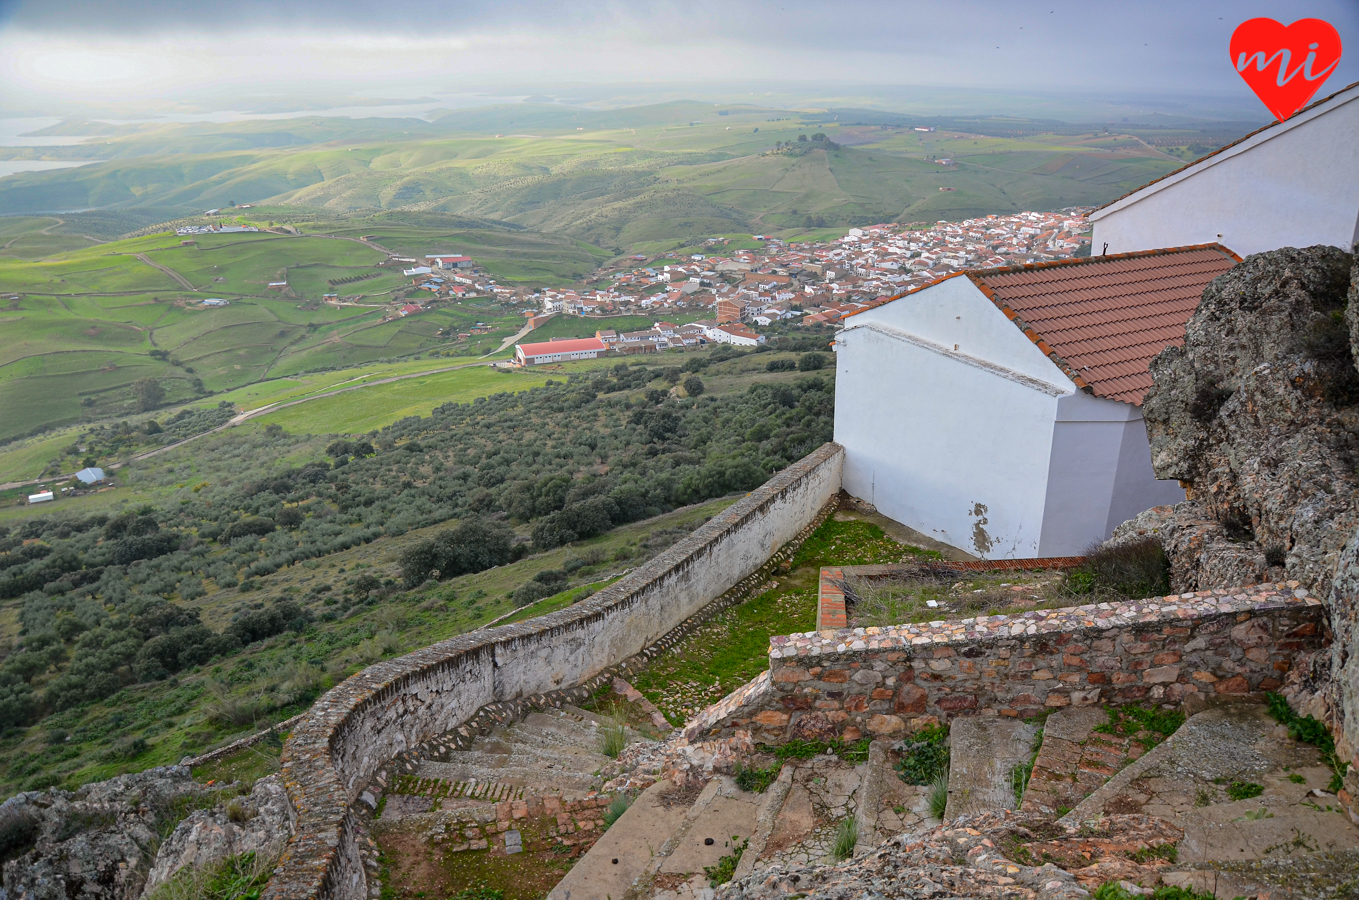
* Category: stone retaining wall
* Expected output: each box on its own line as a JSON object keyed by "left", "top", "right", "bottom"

{"left": 684, "top": 584, "right": 1326, "bottom": 746}
{"left": 262, "top": 442, "right": 845, "bottom": 900}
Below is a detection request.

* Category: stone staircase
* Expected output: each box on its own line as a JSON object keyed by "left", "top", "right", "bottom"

{"left": 554, "top": 740, "right": 938, "bottom": 900}
{"left": 370, "top": 705, "right": 640, "bottom": 899}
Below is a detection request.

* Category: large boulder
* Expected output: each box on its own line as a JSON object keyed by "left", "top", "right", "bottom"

{"left": 142, "top": 774, "right": 294, "bottom": 893}
{"left": 1139, "top": 244, "right": 1359, "bottom": 595}
{"left": 0, "top": 766, "right": 210, "bottom": 900}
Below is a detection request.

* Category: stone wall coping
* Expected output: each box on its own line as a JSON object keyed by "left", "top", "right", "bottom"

{"left": 772, "top": 582, "right": 1317, "bottom": 658}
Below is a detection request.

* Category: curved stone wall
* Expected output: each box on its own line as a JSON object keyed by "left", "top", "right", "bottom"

{"left": 262, "top": 443, "right": 845, "bottom": 900}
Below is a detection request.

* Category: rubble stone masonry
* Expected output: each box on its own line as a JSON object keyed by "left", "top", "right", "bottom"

{"left": 686, "top": 584, "right": 1325, "bottom": 745}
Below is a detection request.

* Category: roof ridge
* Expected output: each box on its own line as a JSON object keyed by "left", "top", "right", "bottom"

{"left": 1091, "top": 78, "right": 1359, "bottom": 214}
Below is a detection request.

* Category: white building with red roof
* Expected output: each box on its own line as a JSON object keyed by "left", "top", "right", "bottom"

{"left": 514, "top": 337, "right": 607, "bottom": 366}
{"left": 833, "top": 245, "right": 1240, "bottom": 558}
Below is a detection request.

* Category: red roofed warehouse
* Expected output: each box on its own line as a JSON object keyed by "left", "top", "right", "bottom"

{"left": 514, "top": 337, "right": 607, "bottom": 366}
{"left": 832, "top": 245, "right": 1239, "bottom": 558}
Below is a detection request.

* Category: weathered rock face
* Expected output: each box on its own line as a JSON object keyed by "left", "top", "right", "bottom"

{"left": 1140, "top": 244, "right": 1359, "bottom": 595}
{"left": 0, "top": 766, "right": 210, "bottom": 900}
{"left": 142, "top": 774, "right": 295, "bottom": 893}
{"left": 1117, "top": 243, "right": 1359, "bottom": 786}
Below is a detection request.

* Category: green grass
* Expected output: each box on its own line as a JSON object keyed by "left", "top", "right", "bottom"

{"left": 524, "top": 314, "right": 656, "bottom": 342}
{"left": 629, "top": 515, "right": 933, "bottom": 725}
{"left": 1093, "top": 704, "right": 1186, "bottom": 746}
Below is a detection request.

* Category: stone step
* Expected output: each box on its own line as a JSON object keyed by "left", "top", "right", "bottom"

{"left": 1064, "top": 701, "right": 1359, "bottom": 900}
{"left": 1019, "top": 707, "right": 1125, "bottom": 815}
{"left": 945, "top": 717, "right": 1037, "bottom": 822}
{"left": 545, "top": 779, "right": 692, "bottom": 900}
{"left": 732, "top": 766, "right": 795, "bottom": 881}
{"left": 647, "top": 777, "right": 762, "bottom": 899}
{"left": 745, "top": 753, "right": 864, "bottom": 871}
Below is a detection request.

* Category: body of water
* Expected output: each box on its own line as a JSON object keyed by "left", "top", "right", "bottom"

{"left": 0, "top": 160, "right": 100, "bottom": 179}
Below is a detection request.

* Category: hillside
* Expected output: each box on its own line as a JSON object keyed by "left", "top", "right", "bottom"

{"left": 0, "top": 102, "right": 1213, "bottom": 242}
{"left": 0, "top": 338, "right": 833, "bottom": 795}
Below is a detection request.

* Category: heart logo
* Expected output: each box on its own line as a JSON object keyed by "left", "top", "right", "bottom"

{"left": 1230, "top": 18, "right": 1343, "bottom": 120}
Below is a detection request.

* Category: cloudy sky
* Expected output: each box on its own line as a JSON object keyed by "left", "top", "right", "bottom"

{"left": 1, "top": 0, "right": 1355, "bottom": 116}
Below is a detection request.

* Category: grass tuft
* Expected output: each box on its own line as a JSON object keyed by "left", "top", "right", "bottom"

{"left": 928, "top": 771, "right": 950, "bottom": 820}
{"left": 831, "top": 816, "right": 858, "bottom": 861}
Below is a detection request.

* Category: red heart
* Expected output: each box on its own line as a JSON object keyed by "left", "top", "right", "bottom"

{"left": 1230, "top": 18, "right": 1343, "bottom": 121}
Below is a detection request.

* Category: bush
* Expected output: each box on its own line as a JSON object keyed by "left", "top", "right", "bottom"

{"left": 511, "top": 581, "right": 553, "bottom": 608}
{"left": 682, "top": 375, "right": 705, "bottom": 397}
{"left": 798, "top": 352, "right": 827, "bottom": 371}
{"left": 0, "top": 802, "right": 39, "bottom": 863}
{"left": 222, "top": 517, "right": 276, "bottom": 542}
{"left": 399, "top": 519, "right": 515, "bottom": 586}
{"left": 228, "top": 600, "right": 309, "bottom": 646}
{"left": 1065, "top": 538, "right": 1170, "bottom": 598}
{"left": 766, "top": 358, "right": 797, "bottom": 372}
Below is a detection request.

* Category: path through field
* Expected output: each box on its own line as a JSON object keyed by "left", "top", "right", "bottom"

{"left": 134, "top": 252, "right": 196, "bottom": 291}
{"left": 0, "top": 360, "right": 493, "bottom": 491}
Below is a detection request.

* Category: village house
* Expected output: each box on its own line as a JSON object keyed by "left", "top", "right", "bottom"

{"left": 1090, "top": 80, "right": 1359, "bottom": 257}
{"left": 833, "top": 245, "right": 1239, "bottom": 558}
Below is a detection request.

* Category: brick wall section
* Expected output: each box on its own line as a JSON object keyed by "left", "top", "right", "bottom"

{"left": 817, "top": 568, "right": 847, "bottom": 630}
{"left": 261, "top": 443, "right": 845, "bottom": 900}
{"left": 686, "top": 584, "right": 1325, "bottom": 746}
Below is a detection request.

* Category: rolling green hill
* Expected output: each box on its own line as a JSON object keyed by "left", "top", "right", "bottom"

{"left": 0, "top": 102, "right": 1199, "bottom": 242}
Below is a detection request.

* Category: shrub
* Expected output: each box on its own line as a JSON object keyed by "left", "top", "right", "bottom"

{"left": 766, "top": 358, "right": 797, "bottom": 372}
{"left": 511, "top": 581, "right": 553, "bottom": 608}
{"left": 1065, "top": 538, "right": 1170, "bottom": 598}
{"left": 682, "top": 375, "right": 705, "bottom": 397}
{"left": 228, "top": 601, "right": 309, "bottom": 645}
{"left": 222, "top": 517, "right": 276, "bottom": 542}
{"left": 0, "top": 802, "right": 39, "bottom": 863}
{"left": 798, "top": 352, "right": 827, "bottom": 371}
{"left": 399, "top": 519, "right": 515, "bottom": 586}
{"left": 895, "top": 724, "right": 950, "bottom": 785}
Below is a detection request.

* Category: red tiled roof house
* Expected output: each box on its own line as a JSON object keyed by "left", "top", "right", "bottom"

{"left": 832, "top": 245, "right": 1239, "bottom": 557}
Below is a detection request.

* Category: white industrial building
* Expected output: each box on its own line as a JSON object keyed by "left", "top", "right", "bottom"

{"left": 1090, "top": 80, "right": 1359, "bottom": 257}
{"left": 514, "top": 337, "right": 607, "bottom": 366}
{"left": 832, "top": 246, "right": 1239, "bottom": 558}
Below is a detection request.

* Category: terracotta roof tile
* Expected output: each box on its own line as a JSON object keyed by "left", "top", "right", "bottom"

{"left": 967, "top": 245, "right": 1239, "bottom": 404}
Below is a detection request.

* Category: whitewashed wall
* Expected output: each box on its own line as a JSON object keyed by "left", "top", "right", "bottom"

{"left": 1090, "top": 85, "right": 1359, "bottom": 257}
{"left": 835, "top": 280, "right": 1074, "bottom": 557}
{"left": 1037, "top": 391, "right": 1185, "bottom": 556}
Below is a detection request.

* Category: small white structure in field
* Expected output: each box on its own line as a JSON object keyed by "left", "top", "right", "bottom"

{"left": 28, "top": 490, "right": 54, "bottom": 504}
{"left": 1090, "top": 80, "right": 1359, "bottom": 257}
{"left": 832, "top": 245, "right": 1240, "bottom": 558}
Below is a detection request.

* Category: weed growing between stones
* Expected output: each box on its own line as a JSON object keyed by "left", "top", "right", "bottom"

{"left": 760, "top": 737, "right": 871, "bottom": 763}
{"left": 1011, "top": 728, "right": 1043, "bottom": 806}
{"left": 1267, "top": 692, "right": 1350, "bottom": 792}
{"left": 928, "top": 771, "right": 950, "bottom": 820}
{"left": 703, "top": 836, "right": 748, "bottom": 887}
{"left": 894, "top": 724, "right": 950, "bottom": 785}
{"left": 1124, "top": 842, "right": 1179, "bottom": 863}
{"left": 601, "top": 793, "right": 633, "bottom": 827}
{"left": 597, "top": 713, "right": 628, "bottom": 759}
{"left": 734, "top": 761, "right": 782, "bottom": 793}
{"left": 1093, "top": 704, "right": 1185, "bottom": 745}
{"left": 143, "top": 850, "right": 277, "bottom": 900}
{"left": 831, "top": 816, "right": 858, "bottom": 861}
{"left": 1226, "top": 780, "right": 1264, "bottom": 801}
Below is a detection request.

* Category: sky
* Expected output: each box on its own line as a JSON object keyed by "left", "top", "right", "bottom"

{"left": 0, "top": 0, "right": 1356, "bottom": 118}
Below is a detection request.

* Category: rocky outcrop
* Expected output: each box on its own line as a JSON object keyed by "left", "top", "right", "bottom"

{"left": 1138, "top": 244, "right": 1359, "bottom": 595}
{"left": 1111, "top": 243, "right": 1359, "bottom": 794}
{"left": 142, "top": 774, "right": 294, "bottom": 894}
{"left": 714, "top": 810, "right": 1180, "bottom": 900}
{"left": 0, "top": 766, "right": 211, "bottom": 900}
